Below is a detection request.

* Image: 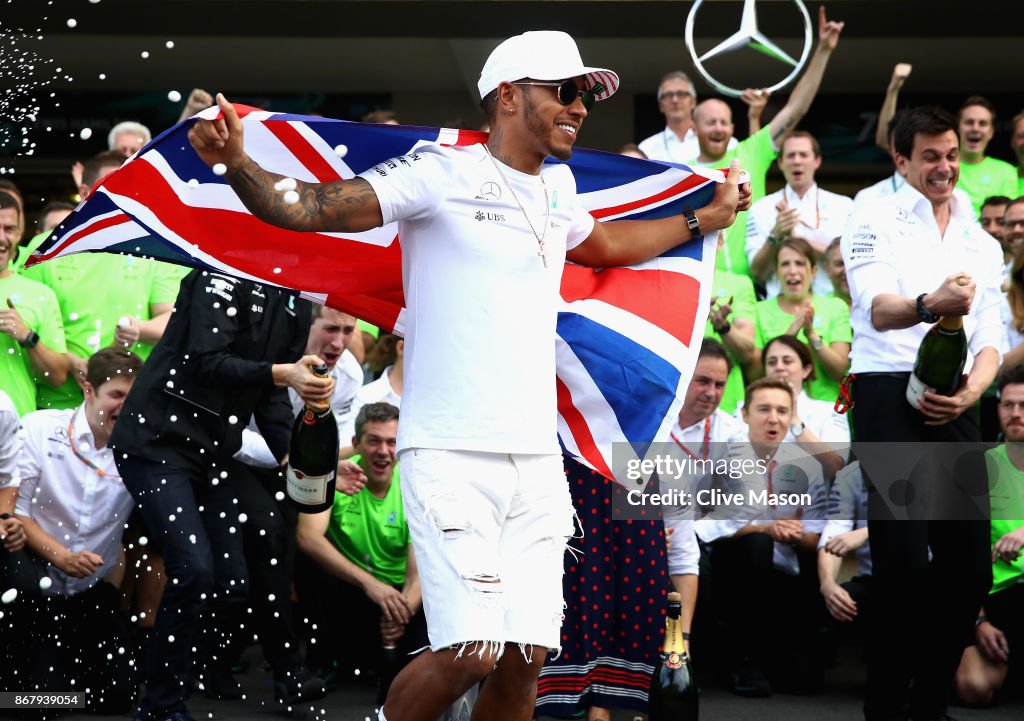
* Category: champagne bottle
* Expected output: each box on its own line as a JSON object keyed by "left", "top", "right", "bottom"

{"left": 906, "top": 315, "right": 968, "bottom": 410}
{"left": 286, "top": 363, "right": 339, "bottom": 513}
{"left": 647, "top": 591, "right": 698, "bottom": 720}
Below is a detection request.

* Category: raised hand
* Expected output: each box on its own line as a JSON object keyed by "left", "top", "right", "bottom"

{"left": 818, "top": 5, "right": 845, "bottom": 52}
{"left": 187, "top": 93, "right": 248, "bottom": 171}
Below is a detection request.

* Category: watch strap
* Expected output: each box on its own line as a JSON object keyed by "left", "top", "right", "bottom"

{"left": 684, "top": 209, "right": 701, "bottom": 237}
{"left": 916, "top": 293, "right": 939, "bottom": 324}
{"left": 19, "top": 330, "right": 40, "bottom": 349}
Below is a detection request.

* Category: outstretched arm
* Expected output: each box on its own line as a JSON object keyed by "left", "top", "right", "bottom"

{"left": 188, "top": 93, "right": 384, "bottom": 233}
{"left": 568, "top": 160, "right": 750, "bottom": 267}
{"left": 767, "top": 6, "right": 844, "bottom": 149}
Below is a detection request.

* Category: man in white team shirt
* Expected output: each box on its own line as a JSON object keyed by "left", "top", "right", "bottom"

{"left": 188, "top": 30, "right": 748, "bottom": 721}
{"left": 747, "top": 131, "right": 853, "bottom": 297}
{"left": 841, "top": 105, "right": 1003, "bottom": 721}
{"left": 637, "top": 71, "right": 739, "bottom": 164}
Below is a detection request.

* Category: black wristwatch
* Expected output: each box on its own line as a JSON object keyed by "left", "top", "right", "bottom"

{"left": 916, "top": 294, "right": 939, "bottom": 324}
{"left": 684, "top": 209, "right": 701, "bottom": 237}
{"left": 19, "top": 330, "right": 40, "bottom": 349}
{"left": 714, "top": 321, "right": 731, "bottom": 335}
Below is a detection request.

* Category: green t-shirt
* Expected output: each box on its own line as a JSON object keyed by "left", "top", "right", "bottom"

{"left": 1018, "top": 173, "right": 1024, "bottom": 198}
{"left": 326, "top": 455, "right": 408, "bottom": 586}
{"left": 23, "top": 255, "right": 186, "bottom": 409}
{"left": 690, "top": 126, "right": 778, "bottom": 278}
{"left": 957, "top": 156, "right": 1019, "bottom": 217}
{"left": 0, "top": 273, "right": 67, "bottom": 416}
{"left": 357, "top": 319, "right": 380, "bottom": 339}
{"left": 10, "top": 230, "right": 50, "bottom": 275}
{"left": 754, "top": 293, "right": 852, "bottom": 403}
{"left": 983, "top": 445, "right": 1024, "bottom": 595}
{"left": 705, "top": 269, "right": 756, "bottom": 414}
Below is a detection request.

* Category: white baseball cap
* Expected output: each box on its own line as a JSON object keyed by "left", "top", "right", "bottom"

{"left": 477, "top": 31, "right": 619, "bottom": 103}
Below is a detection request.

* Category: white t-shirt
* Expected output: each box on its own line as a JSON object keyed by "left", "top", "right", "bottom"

{"left": 746, "top": 184, "right": 853, "bottom": 298}
{"left": 638, "top": 126, "right": 737, "bottom": 166}
{"left": 853, "top": 172, "right": 975, "bottom": 224}
{"left": 338, "top": 364, "right": 402, "bottom": 445}
{"left": 360, "top": 143, "right": 595, "bottom": 454}
{"left": 819, "top": 460, "right": 871, "bottom": 577}
{"left": 0, "top": 390, "right": 20, "bottom": 489}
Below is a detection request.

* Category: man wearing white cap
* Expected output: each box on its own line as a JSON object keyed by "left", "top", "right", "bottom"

{"left": 188, "top": 30, "right": 749, "bottom": 721}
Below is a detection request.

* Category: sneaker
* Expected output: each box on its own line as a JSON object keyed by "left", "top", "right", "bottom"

{"left": 732, "top": 663, "right": 771, "bottom": 697}
{"left": 198, "top": 666, "right": 243, "bottom": 700}
{"left": 275, "top": 666, "right": 328, "bottom": 706}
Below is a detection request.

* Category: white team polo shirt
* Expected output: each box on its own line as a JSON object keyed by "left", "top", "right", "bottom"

{"left": 638, "top": 126, "right": 737, "bottom": 165}
{"left": 746, "top": 183, "right": 853, "bottom": 297}
{"left": 15, "top": 404, "right": 133, "bottom": 596}
{"left": 338, "top": 364, "right": 402, "bottom": 444}
{"left": 0, "top": 390, "right": 20, "bottom": 489}
{"left": 361, "top": 143, "right": 595, "bottom": 455}
{"left": 841, "top": 182, "right": 1005, "bottom": 373}
{"left": 818, "top": 460, "right": 871, "bottom": 577}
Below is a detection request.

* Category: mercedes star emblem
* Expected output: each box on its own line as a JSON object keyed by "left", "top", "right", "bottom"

{"left": 480, "top": 182, "right": 502, "bottom": 201}
{"left": 685, "top": 0, "right": 813, "bottom": 98}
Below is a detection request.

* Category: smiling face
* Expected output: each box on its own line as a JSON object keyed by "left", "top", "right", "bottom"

{"left": 354, "top": 418, "right": 398, "bottom": 485}
{"left": 306, "top": 309, "right": 356, "bottom": 371}
{"left": 776, "top": 245, "right": 814, "bottom": 301}
{"left": 693, "top": 99, "right": 735, "bottom": 161}
{"left": 958, "top": 104, "right": 995, "bottom": 158}
{"left": 779, "top": 136, "right": 821, "bottom": 194}
{"left": 1004, "top": 203, "right": 1024, "bottom": 259}
{"left": 743, "top": 387, "right": 792, "bottom": 446}
{"left": 0, "top": 207, "right": 22, "bottom": 273}
{"left": 824, "top": 243, "right": 848, "bottom": 299}
{"left": 896, "top": 130, "right": 960, "bottom": 208}
{"left": 764, "top": 340, "right": 812, "bottom": 395}
{"left": 518, "top": 76, "right": 588, "bottom": 162}
{"left": 681, "top": 355, "right": 729, "bottom": 422}
{"left": 981, "top": 202, "right": 1009, "bottom": 245}
{"left": 84, "top": 375, "right": 134, "bottom": 447}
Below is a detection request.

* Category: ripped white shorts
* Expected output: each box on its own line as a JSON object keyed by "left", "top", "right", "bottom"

{"left": 398, "top": 448, "right": 576, "bottom": 657}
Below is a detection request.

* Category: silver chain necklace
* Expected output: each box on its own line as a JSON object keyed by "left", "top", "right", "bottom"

{"left": 483, "top": 144, "right": 550, "bottom": 268}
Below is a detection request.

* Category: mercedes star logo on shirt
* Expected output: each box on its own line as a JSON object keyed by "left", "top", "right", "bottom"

{"left": 684, "top": 0, "right": 813, "bottom": 98}
{"left": 480, "top": 182, "right": 502, "bottom": 201}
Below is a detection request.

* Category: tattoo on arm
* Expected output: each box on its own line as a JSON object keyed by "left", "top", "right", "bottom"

{"left": 228, "top": 158, "right": 378, "bottom": 232}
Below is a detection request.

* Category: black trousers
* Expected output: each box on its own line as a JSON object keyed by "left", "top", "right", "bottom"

{"left": 852, "top": 375, "right": 992, "bottom": 721}
{"left": 227, "top": 458, "right": 304, "bottom": 674}
{"left": 709, "top": 532, "right": 821, "bottom": 678}
{"left": 0, "top": 550, "right": 137, "bottom": 714}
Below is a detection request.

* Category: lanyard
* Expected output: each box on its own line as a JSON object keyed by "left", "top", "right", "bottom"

{"left": 765, "top": 460, "right": 778, "bottom": 506}
{"left": 68, "top": 410, "right": 109, "bottom": 478}
{"left": 784, "top": 185, "right": 820, "bottom": 229}
{"left": 671, "top": 418, "right": 711, "bottom": 461}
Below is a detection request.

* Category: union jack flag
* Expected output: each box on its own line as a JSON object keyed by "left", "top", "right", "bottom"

{"left": 31, "top": 106, "right": 723, "bottom": 484}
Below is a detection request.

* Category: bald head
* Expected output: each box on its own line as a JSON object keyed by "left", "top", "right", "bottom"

{"left": 693, "top": 99, "right": 735, "bottom": 162}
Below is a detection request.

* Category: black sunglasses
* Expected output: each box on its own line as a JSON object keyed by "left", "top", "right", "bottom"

{"left": 513, "top": 79, "right": 595, "bottom": 112}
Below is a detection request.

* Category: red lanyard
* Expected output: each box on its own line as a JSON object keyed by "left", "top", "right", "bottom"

{"left": 784, "top": 185, "right": 820, "bottom": 229}
{"left": 671, "top": 418, "right": 711, "bottom": 461}
{"left": 68, "top": 410, "right": 109, "bottom": 478}
{"left": 765, "top": 460, "right": 778, "bottom": 506}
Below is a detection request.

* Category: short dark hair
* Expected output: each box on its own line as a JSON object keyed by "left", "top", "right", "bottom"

{"left": 958, "top": 95, "right": 997, "bottom": 125}
{"left": 37, "top": 200, "right": 75, "bottom": 230}
{"left": 743, "top": 377, "right": 793, "bottom": 411}
{"left": 82, "top": 150, "right": 126, "bottom": 189}
{"left": 86, "top": 347, "right": 143, "bottom": 390}
{"left": 698, "top": 338, "right": 732, "bottom": 373}
{"left": 825, "top": 236, "right": 842, "bottom": 255}
{"left": 362, "top": 109, "right": 399, "bottom": 125}
{"left": 780, "top": 130, "right": 821, "bottom": 158}
{"left": 354, "top": 402, "right": 399, "bottom": 441}
{"left": 0, "top": 179, "right": 22, "bottom": 204}
{"left": 1005, "top": 195, "right": 1024, "bottom": 214}
{"left": 893, "top": 106, "right": 957, "bottom": 159}
{"left": 982, "top": 195, "right": 1012, "bottom": 210}
{"left": 763, "top": 334, "right": 817, "bottom": 382}
{"left": 997, "top": 364, "right": 1024, "bottom": 394}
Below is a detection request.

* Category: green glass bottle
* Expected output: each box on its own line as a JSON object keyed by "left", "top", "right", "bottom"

{"left": 906, "top": 315, "right": 968, "bottom": 409}
{"left": 286, "top": 363, "right": 339, "bottom": 513}
{"left": 647, "top": 591, "right": 698, "bottom": 720}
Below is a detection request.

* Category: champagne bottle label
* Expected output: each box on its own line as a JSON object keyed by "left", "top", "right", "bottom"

{"left": 905, "top": 372, "right": 931, "bottom": 410}
{"left": 665, "top": 651, "right": 684, "bottom": 670}
{"left": 286, "top": 467, "right": 335, "bottom": 505}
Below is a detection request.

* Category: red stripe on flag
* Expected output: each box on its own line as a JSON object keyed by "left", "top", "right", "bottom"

{"left": 561, "top": 265, "right": 699, "bottom": 344}
{"left": 31, "top": 213, "right": 134, "bottom": 264}
{"left": 556, "top": 376, "right": 614, "bottom": 479}
{"left": 263, "top": 121, "right": 342, "bottom": 183}
{"left": 590, "top": 174, "right": 710, "bottom": 220}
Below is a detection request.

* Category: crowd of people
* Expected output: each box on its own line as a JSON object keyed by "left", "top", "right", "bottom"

{"left": 1, "top": 14, "right": 1024, "bottom": 721}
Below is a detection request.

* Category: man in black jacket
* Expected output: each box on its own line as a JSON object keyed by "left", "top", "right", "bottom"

{"left": 111, "top": 269, "right": 333, "bottom": 721}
